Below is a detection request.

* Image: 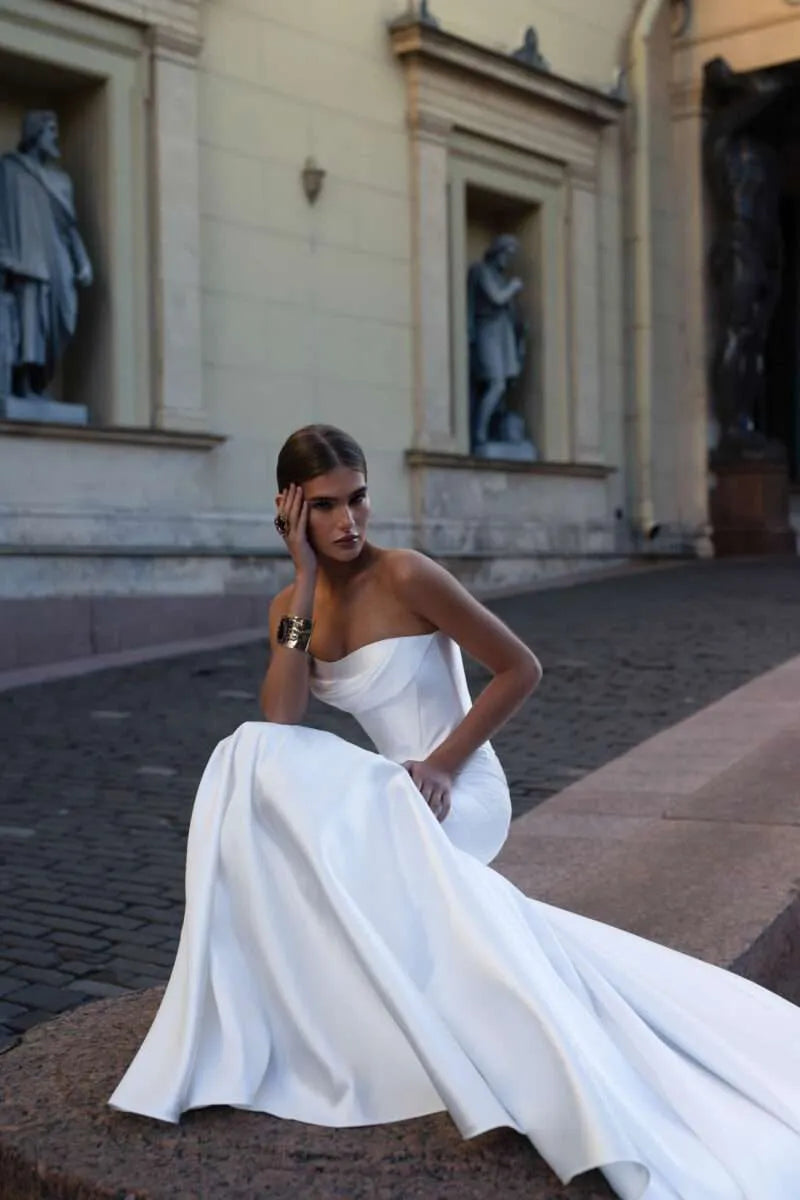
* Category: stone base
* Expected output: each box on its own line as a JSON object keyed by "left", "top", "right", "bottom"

{"left": 0, "top": 992, "right": 612, "bottom": 1200}
{"left": 473, "top": 439, "right": 538, "bottom": 462}
{"left": 0, "top": 394, "right": 89, "bottom": 426}
{"left": 709, "top": 458, "right": 797, "bottom": 558}
{"left": 0, "top": 593, "right": 275, "bottom": 674}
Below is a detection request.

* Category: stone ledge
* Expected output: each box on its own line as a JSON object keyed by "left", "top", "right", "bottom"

{"left": 495, "top": 653, "right": 800, "bottom": 981}
{"left": 0, "top": 993, "right": 611, "bottom": 1200}
{"left": 0, "top": 421, "right": 225, "bottom": 451}
{"left": 389, "top": 18, "right": 624, "bottom": 127}
{"left": 406, "top": 449, "right": 614, "bottom": 478}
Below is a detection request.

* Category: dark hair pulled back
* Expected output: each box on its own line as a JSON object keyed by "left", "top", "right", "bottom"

{"left": 276, "top": 425, "right": 367, "bottom": 492}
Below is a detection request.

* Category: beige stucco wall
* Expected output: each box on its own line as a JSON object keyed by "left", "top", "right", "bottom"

{"left": 196, "top": 0, "right": 638, "bottom": 552}
{"left": 0, "top": 0, "right": 644, "bottom": 610}
{"left": 675, "top": 1, "right": 800, "bottom": 78}
{"left": 197, "top": 0, "right": 415, "bottom": 530}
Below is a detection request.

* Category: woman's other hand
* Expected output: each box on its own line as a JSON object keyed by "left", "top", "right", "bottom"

{"left": 402, "top": 760, "right": 452, "bottom": 822}
{"left": 275, "top": 482, "right": 317, "bottom": 578}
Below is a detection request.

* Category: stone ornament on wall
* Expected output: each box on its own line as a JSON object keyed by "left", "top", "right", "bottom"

{"left": 0, "top": 110, "right": 92, "bottom": 424}
{"left": 512, "top": 27, "right": 549, "bottom": 72}
{"left": 467, "top": 234, "right": 537, "bottom": 461}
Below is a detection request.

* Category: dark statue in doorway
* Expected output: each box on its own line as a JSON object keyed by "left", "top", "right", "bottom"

{"left": 704, "top": 58, "right": 786, "bottom": 459}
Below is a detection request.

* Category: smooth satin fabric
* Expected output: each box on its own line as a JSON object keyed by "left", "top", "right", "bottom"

{"left": 110, "top": 632, "right": 800, "bottom": 1199}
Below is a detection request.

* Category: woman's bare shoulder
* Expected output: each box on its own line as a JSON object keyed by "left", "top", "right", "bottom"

{"left": 377, "top": 547, "right": 440, "bottom": 586}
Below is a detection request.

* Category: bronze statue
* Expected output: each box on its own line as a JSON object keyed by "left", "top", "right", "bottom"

{"left": 704, "top": 58, "right": 785, "bottom": 457}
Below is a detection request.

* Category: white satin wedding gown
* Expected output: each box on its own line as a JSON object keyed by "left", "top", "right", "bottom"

{"left": 110, "top": 631, "right": 800, "bottom": 1199}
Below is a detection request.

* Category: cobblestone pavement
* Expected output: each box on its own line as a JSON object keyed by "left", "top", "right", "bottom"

{"left": 1, "top": 558, "right": 799, "bottom": 1049}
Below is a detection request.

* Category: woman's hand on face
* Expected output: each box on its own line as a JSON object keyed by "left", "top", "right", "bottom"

{"left": 276, "top": 483, "right": 317, "bottom": 578}
{"left": 402, "top": 760, "right": 452, "bottom": 822}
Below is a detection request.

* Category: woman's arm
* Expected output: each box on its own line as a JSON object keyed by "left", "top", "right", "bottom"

{"left": 259, "top": 484, "right": 317, "bottom": 724}
{"left": 389, "top": 550, "right": 542, "bottom": 776}
{"left": 259, "top": 577, "right": 315, "bottom": 723}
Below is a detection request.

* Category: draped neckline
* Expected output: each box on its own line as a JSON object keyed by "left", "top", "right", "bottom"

{"left": 312, "top": 631, "right": 438, "bottom": 672}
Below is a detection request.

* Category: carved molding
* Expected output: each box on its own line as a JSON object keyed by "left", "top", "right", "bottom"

{"left": 61, "top": 0, "right": 202, "bottom": 49}
{"left": 409, "top": 109, "right": 453, "bottom": 143}
{"left": 670, "top": 78, "right": 704, "bottom": 119}
{"left": 390, "top": 14, "right": 617, "bottom": 463}
{"left": 146, "top": 22, "right": 203, "bottom": 63}
{"left": 405, "top": 449, "right": 615, "bottom": 478}
{"left": 389, "top": 17, "right": 624, "bottom": 129}
{"left": 0, "top": 421, "right": 223, "bottom": 450}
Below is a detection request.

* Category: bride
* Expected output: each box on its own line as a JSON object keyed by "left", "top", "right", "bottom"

{"left": 111, "top": 424, "right": 800, "bottom": 1199}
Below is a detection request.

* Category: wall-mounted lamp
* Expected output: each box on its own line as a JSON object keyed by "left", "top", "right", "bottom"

{"left": 301, "top": 156, "right": 326, "bottom": 204}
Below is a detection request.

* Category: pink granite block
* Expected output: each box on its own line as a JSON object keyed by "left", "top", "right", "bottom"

{"left": 665, "top": 727, "right": 800, "bottom": 826}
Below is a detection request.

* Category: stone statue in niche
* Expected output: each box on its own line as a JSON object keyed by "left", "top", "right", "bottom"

{"left": 704, "top": 58, "right": 787, "bottom": 459}
{"left": 0, "top": 110, "right": 92, "bottom": 423}
{"left": 467, "top": 234, "right": 537, "bottom": 461}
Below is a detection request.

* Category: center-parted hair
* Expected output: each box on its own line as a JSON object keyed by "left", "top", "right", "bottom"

{"left": 276, "top": 425, "right": 367, "bottom": 492}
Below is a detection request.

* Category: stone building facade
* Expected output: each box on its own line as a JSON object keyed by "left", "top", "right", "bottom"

{"left": 0, "top": 0, "right": 797, "bottom": 670}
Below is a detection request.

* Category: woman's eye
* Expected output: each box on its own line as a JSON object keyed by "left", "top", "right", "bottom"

{"left": 352, "top": 493, "right": 367, "bottom": 505}
{"left": 312, "top": 500, "right": 332, "bottom": 510}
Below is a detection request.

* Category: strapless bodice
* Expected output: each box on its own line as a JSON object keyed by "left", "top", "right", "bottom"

{"left": 310, "top": 630, "right": 510, "bottom": 863}
{"left": 310, "top": 631, "right": 488, "bottom": 767}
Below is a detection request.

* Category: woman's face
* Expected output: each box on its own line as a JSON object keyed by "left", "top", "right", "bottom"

{"left": 301, "top": 466, "right": 370, "bottom": 561}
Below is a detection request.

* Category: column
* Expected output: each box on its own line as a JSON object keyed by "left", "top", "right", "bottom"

{"left": 409, "top": 110, "right": 456, "bottom": 452}
{"left": 148, "top": 26, "right": 206, "bottom": 432}
{"left": 569, "top": 177, "right": 603, "bottom": 463}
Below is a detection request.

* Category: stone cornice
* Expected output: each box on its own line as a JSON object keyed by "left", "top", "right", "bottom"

{"left": 59, "top": 0, "right": 202, "bottom": 51}
{"left": 389, "top": 16, "right": 624, "bottom": 128}
{"left": 0, "top": 421, "right": 224, "bottom": 450}
{"left": 405, "top": 449, "right": 615, "bottom": 478}
{"left": 146, "top": 21, "right": 203, "bottom": 62}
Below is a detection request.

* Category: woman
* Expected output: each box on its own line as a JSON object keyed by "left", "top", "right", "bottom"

{"left": 111, "top": 425, "right": 800, "bottom": 1200}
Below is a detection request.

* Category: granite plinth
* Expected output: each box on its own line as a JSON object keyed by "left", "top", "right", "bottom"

{"left": 0, "top": 992, "right": 612, "bottom": 1200}
{"left": 709, "top": 457, "right": 796, "bottom": 557}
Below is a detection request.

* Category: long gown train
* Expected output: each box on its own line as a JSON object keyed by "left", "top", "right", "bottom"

{"left": 110, "top": 632, "right": 800, "bottom": 1200}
